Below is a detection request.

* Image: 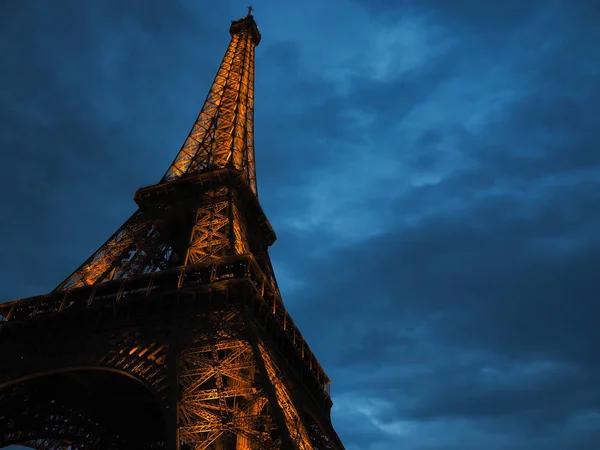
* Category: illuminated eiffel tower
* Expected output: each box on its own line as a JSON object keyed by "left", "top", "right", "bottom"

{"left": 0, "top": 9, "right": 345, "bottom": 450}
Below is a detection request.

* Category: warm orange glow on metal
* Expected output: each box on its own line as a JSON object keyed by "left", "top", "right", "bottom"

{"left": 0, "top": 11, "right": 346, "bottom": 450}
{"left": 184, "top": 199, "right": 230, "bottom": 265}
{"left": 259, "top": 343, "right": 313, "bottom": 450}
{"left": 55, "top": 211, "right": 164, "bottom": 289}
{"left": 177, "top": 339, "right": 278, "bottom": 448}
{"left": 162, "top": 29, "right": 258, "bottom": 195}
{"left": 233, "top": 202, "right": 250, "bottom": 255}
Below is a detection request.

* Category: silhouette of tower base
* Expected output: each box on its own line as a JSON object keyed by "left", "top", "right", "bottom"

{"left": 0, "top": 257, "right": 342, "bottom": 449}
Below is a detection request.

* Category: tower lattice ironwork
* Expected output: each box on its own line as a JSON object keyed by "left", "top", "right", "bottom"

{"left": 0, "top": 11, "right": 345, "bottom": 450}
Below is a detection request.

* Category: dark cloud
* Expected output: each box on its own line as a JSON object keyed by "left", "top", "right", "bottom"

{"left": 266, "top": 1, "right": 600, "bottom": 447}
{"left": 0, "top": 0, "right": 227, "bottom": 298}
{"left": 2, "top": 0, "right": 600, "bottom": 449}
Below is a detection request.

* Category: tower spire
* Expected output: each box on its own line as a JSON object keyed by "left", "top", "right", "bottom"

{"left": 161, "top": 11, "right": 261, "bottom": 195}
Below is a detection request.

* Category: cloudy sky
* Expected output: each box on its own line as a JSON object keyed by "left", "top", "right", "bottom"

{"left": 1, "top": 0, "right": 600, "bottom": 449}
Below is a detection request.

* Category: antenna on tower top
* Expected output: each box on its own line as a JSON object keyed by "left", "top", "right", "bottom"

{"left": 247, "top": 5, "right": 254, "bottom": 16}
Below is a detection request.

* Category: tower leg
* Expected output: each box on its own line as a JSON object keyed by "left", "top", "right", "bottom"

{"left": 244, "top": 315, "right": 296, "bottom": 450}
{"left": 166, "top": 330, "right": 180, "bottom": 450}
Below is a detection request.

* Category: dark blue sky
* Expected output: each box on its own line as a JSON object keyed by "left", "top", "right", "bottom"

{"left": 2, "top": 1, "right": 600, "bottom": 449}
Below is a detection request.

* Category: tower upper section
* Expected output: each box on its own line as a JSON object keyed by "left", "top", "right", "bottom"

{"left": 161, "top": 11, "right": 261, "bottom": 195}
{"left": 230, "top": 10, "right": 261, "bottom": 45}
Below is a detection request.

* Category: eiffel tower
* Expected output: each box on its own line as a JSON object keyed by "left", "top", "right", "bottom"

{"left": 0, "top": 10, "right": 345, "bottom": 450}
